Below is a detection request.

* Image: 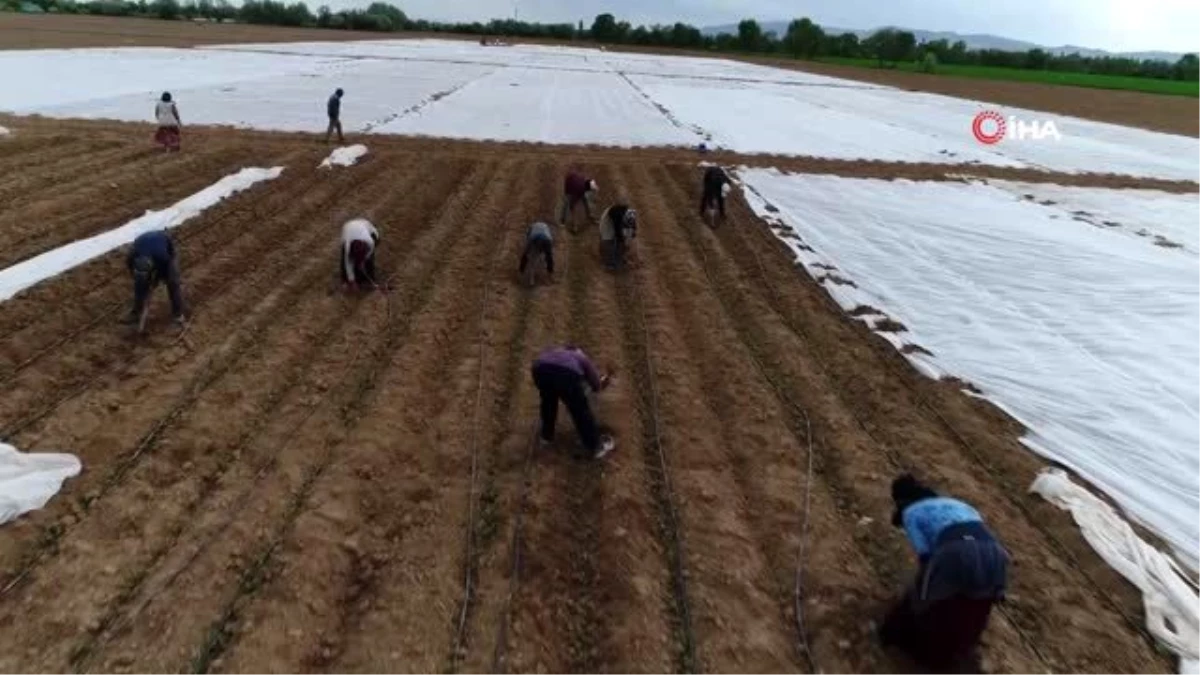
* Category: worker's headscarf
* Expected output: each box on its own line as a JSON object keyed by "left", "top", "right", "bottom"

{"left": 891, "top": 473, "right": 938, "bottom": 527}
{"left": 161, "top": 92, "right": 171, "bottom": 102}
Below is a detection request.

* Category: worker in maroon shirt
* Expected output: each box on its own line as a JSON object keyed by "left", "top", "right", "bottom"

{"left": 559, "top": 170, "right": 598, "bottom": 230}
{"left": 530, "top": 344, "right": 615, "bottom": 458}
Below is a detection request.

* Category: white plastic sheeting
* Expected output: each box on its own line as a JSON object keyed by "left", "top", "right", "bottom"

{"left": 319, "top": 144, "right": 368, "bottom": 168}
{"left": 737, "top": 169, "right": 1200, "bottom": 571}
{"left": 0, "top": 166, "right": 283, "bottom": 302}
{"left": 0, "top": 40, "right": 1195, "bottom": 178}
{"left": 1031, "top": 468, "right": 1199, "bottom": 673}
{"left": 0, "top": 125, "right": 9, "bottom": 136}
{"left": 0, "top": 443, "right": 81, "bottom": 526}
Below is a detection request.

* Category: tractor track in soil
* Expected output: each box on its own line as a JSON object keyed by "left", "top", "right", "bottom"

{"left": 0, "top": 132, "right": 1174, "bottom": 674}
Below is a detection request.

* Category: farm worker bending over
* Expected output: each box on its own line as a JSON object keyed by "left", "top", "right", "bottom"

{"left": 122, "top": 230, "right": 185, "bottom": 331}
{"left": 326, "top": 88, "right": 345, "bottom": 144}
{"left": 880, "top": 473, "right": 1009, "bottom": 672}
{"left": 700, "top": 165, "right": 733, "bottom": 222}
{"left": 598, "top": 203, "right": 638, "bottom": 270}
{"left": 154, "top": 92, "right": 181, "bottom": 152}
{"left": 531, "top": 344, "right": 615, "bottom": 459}
{"left": 340, "top": 217, "right": 380, "bottom": 292}
{"left": 559, "top": 170, "right": 598, "bottom": 227}
{"left": 519, "top": 221, "right": 555, "bottom": 281}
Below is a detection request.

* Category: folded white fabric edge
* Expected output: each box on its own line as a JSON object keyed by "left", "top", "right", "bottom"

{"left": 0, "top": 442, "right": 82, "bottom": 526}
{"left": 1031, "top": 467, "right": 1199, "bottom": 673}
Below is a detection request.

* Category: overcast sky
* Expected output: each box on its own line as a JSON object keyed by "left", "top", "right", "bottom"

{"left": 351, "top": 0, "right": 1199, "bottom": 52}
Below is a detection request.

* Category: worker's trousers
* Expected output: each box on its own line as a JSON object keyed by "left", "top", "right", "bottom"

{"left": 531, "top": 363, "right": 600, "bottom": 452}
{"left": 559, "top": 193, "right": 593, "bottom": 225}
{"left": 132, "top": 258, "right": 184, "bottom": 319}
{"left": 520, "top": 236, "right": 554, "bottom": 276}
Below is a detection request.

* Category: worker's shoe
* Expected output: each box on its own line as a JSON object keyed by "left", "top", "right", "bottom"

{"left": 119, "top": 311, "right": 139, "bottom": 325}
{"left": 593, "top": 435, "right": 616, "bottom": 460}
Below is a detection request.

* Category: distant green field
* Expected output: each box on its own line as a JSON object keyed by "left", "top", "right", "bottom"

{"left": 821, "top": 57, "right": 1200, "bottom": 97}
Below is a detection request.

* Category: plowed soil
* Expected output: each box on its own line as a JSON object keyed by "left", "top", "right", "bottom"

{"left": 0, "top": 119, "right": 1181, "bottom": 673}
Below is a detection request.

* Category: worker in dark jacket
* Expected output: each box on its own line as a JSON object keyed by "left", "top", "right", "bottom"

{"left": 519, "top": 221, "right": 554, "bottom": 284}
{"left": 598, "top": 203, "right": 637, "bottom": 270}
{"left": 559, "top": 170, "right": 598, "bottom": 229}
{"left": 325, "top": 88, "right": 345, "bottom": 144}
{"left": 879, "top": 473, "right": 1009, "bottom": 672}
{"left": 700, "top": 165, "right": 733, "bottom": 223}
{"left": 531, "top": 344, "right": 615, "bottom": 459}
{"left": 121, "top": 229, "right": 185, "bottom": 331}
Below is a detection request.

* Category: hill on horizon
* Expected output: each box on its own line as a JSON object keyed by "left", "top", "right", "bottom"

{"left": 700, "top": 21, "right": 1191, "bottom": 62}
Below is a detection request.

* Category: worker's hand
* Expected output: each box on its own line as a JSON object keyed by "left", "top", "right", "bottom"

{"left": 343, "top": 281, "right": 358, "bottom": 294}
{"left": 599, "top": 374, "right": 611, "bottom": 390}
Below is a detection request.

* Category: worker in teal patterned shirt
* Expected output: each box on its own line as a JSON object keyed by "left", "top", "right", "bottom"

{"left": 879, "top": 473, "right": 1009, "bottom": 672}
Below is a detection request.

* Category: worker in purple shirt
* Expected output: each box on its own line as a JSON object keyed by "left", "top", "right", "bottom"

{"left": 880, "top": 473, "right": 1009, "bottom": 672}
{"left": 530, "top": 344, "right": 615, "bottom": 459}
{"left": 559, "top": 170, "right": 598, "bottom": 230}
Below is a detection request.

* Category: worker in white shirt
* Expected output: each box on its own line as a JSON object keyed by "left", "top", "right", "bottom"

{"left": 340, "top": 217, "right": 380, "bottom": 293}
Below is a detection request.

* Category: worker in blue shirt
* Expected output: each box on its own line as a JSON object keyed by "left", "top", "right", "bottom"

{"left": 879, "top": 473, "right": 1009, "bottom": 672}
{"left": 121, "top": 230, "right": 186, "bottom": 332}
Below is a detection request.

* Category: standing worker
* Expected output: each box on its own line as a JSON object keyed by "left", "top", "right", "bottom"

{"left": 597, "top": 202, "right": 638, "bottom": 270}
{"left": 121, "top": 229, "right": 185, "bottom": 332}
{"left": 519, "top": 220, "right": 555, "bottom": 286}
{"left": 700, "top": 165, "right": 733, "bottom": 225}
{"left": 560, "top": 170, "right": 598, "bottom": 231}
{"left": 880, "top": 473, "right": 1009, "bottom": 672}
{"left": 530, "top": 344, "right": 615, "bottom": 459}
{"left": 154, "top": 92, "right": 181, "bottom": 152}
{"left": 340, "top": 217, "right": 380, "bottom": 293}
{"left": 325, "top": 88, "right": 345, "bottom": 144}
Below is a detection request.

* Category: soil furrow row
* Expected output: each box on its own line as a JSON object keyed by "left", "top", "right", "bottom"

{"left": 447, "top": 158, "right": 553, "bottom": 671}
{"left": 467, "top": 158, "right": 572, "bottom": 673}
{"left": 296, "top": 160, "right": 527, "bottom": 674}
{"left": 0, "top": 143, "right": 152, "bottom": 208}
{"left": 0, "top": 145, "right": 319, "bottom": 343}
{"left": 145, "top": 158, "right": 506, "bottom": 672}
{"left": 663, "top": 165, "right": 1169, "bottom": 672}
{"left": 70, "top": 157, "right": 497, "bottom": 674}
{"left": 0, "top": 160, "right": 391, "bottom": 589}
{"left": 597, "top": 166, "right": 698, "bottom": 672}
{"left": 0, "top": 154, "right": 364, "bottom": 430}
{"left": 715, "top": 165, "right": 1169, "bottom": 657}
{"left": 0, "top": 143, "right": 269, "bottom": 269}
{"left": 59, "top": 160, "right": 433, "bottom": 673}
{"left": 626, "top": 163, "right": 884, "bottom": 672}
{"left": 651, "top": 164, "right": 1073, "bottom": 672}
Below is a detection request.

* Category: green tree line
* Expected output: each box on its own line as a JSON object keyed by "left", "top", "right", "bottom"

{"left": 5, "top": 0, "right": 1197, "bottom": 83}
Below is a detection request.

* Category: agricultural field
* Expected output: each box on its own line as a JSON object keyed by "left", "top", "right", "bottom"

{"left": 819, "top": 56, "right": 1200, "bottom": 98}
{"left": 0, "top": 20, "right": 1197, "bottom": 675}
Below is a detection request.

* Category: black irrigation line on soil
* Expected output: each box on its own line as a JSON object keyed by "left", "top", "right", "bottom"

{"left": 659, "top": 165, "right": 1054, "bottom": 669}
{"left": 630, "top": 167, "right": 819, "bottom": 673}
{"left": 614, "top": 257, "right": 698, "bottom": 673}
{"left": 449, "top": 161, "right": 554, "bottom": 671}
{"left": 490, "top": 197, "right": 585, "bottom": 674}
{"left": 725, "top": 176, "right": 1163, "bottom": 658}
{"left": 0, "top": 162, "right": 352, "bottom": 439}
{"left": 188, "top": 160, "right": 509, "bottom": 674}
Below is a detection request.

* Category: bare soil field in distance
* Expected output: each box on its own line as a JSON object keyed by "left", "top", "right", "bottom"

{"left": 0, "top": 118, "right": 1177, "bottom": 673}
